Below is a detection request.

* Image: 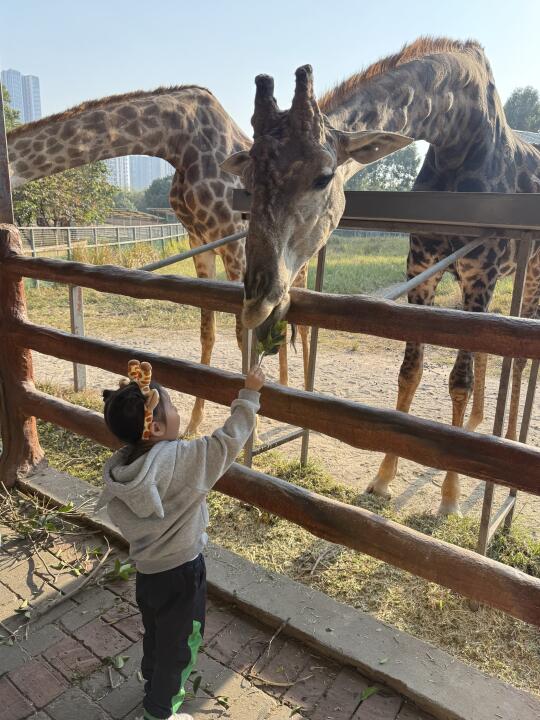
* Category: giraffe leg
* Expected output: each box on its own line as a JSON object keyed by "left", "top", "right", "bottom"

{"left": 298, "top": 324, "right": 310, "bottom": 388}
{"left": 439, "top": 350, "right": 474, "bottom": 515}
{"left": 278, "top": 327, "right": 289, "bottom": 386}
{"left": 366, "top": 341, "right": 424, "bottom": 498}
{"left": 439, "top": 269, "right": 499, "bottom": 516}
{"left": 184, "top": 249, "right": 217, "bottom": 436}
{"left": 367, "top": 240, "right": 445, "bottom": 499}
{"left": 465, "top": 353, "right": 487, "bottom": 432}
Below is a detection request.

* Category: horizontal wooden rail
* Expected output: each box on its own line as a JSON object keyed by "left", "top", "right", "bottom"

{"left": 9, "top": 320, "right": 540, "bottom": 495}
{"left": 3, "top": 254, "right": 540, "bottom": 358}
{"left": 18, "top": 386, "right": 540, "bottom": 627}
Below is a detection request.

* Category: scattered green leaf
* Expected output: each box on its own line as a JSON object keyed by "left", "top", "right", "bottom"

{"left": 359, "top": 686, "right": 379, "bottom": 703}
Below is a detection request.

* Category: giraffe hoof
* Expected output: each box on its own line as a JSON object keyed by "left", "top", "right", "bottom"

{"left": 437, "top": 501, "right": 462, "bottom": 517}
{"left": 365, "top": 480, "right": 392, "bottom": 501}
{"left": 183, "top": 423, "right": 201, "bottom": 439}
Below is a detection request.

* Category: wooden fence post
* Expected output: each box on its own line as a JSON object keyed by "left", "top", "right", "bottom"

{"left": 0, "top": 225, "right": 44, "bottom": 486}
{"left": 68, "top": 285, "right": 87, "bottom": 392}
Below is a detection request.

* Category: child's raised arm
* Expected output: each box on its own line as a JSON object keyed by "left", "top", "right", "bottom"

{"left": 179, "top": 367, "right": 265, "bottom": 492}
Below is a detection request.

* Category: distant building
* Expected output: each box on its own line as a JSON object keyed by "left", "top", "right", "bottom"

{"left": 104, "top": 156, "right": 131, "bottom": 190}
{"left": 1, "top": 69, "right": 24, "bottom": 120}
{"left": 1, "top": 68, "right": 42, "bottom": 122}
{"left": 129, "top": 156, "right": 173, "bottom": 190}
{"left": 22, "top": 75, "right": 42, "bottom": 121}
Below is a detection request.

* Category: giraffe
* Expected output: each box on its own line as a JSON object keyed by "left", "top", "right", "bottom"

{"left": 7, "top": 85, "right": 311, "bottom": 435}
{"left": 221, "top": 37, "right": 540, "bottom": 515}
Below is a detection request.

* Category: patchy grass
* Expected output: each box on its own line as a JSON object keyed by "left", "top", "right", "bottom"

{"left": 34, "top": 383, "right": 540, "bottom": 697}
{"left": 26, "top": 232, "right": 514, "bottom": 343}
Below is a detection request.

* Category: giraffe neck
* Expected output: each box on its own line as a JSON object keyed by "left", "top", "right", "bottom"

{"left": 8, "top": 86, "right": 249, "bottom": 187}
{"left": 322, "top": 46, "right": 511, "bottom": 184}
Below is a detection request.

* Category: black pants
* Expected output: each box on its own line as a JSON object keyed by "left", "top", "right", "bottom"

{"left": 135, "top": 554, "right": 206, "bottom": 719}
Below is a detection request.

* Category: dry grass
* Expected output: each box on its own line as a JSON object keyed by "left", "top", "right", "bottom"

{"left": 33, "top": 384, "right": 540, "bottom": 697}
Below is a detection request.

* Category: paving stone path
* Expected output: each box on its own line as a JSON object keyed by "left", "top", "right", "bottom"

{"left": 0, "top": 521, "right": 435, "bottom": 720}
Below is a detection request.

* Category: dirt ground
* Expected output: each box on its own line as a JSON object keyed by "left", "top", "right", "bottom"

{"left": 31, "top": 319, "right": 540, "bottom": 538}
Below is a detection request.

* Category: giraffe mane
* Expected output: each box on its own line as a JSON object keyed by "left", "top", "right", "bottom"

{"left": 8, "top": 84, "right": 213, "bottom": 137}
{"left": 319, "top": 36, "right": 484, "bottom": 113}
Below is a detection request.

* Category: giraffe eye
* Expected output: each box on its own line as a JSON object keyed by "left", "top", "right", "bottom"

{"left": 313, "top": 173, "right": 334, "bottom": 190}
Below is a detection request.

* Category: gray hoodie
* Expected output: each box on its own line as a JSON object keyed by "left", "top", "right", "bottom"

{"left": 96, "top": 388, "right": 260, "bottom": 574}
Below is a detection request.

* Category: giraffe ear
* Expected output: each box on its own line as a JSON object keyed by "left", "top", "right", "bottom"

{"left": 337, "top": 130, "right": 413, "bottom": 165}
{"left": 221, "top": 151, "right": 251, "bottom": 177}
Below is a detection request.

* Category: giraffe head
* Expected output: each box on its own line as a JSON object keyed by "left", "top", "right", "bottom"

{"left": 222, "top": 65, "right": 412, "bottom": 333}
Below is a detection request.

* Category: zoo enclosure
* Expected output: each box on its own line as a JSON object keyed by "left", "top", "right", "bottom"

{"left": 1, "top": 188, "right": 540, "bottom": 628}
{"left": 18, "top": 222, "right": 186, "bottom": 258}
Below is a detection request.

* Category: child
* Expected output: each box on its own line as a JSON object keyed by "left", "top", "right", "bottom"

{"left": 96, "top": 359, "right": 264, "bottom": 720}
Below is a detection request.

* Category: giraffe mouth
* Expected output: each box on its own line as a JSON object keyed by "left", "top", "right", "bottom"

{"left": 242, "top": 293, "right": 291, "bottom": 337}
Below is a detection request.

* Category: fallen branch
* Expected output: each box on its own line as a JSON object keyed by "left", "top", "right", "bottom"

{"left": 28, "top": 538, "right": 112, "bottom": 625}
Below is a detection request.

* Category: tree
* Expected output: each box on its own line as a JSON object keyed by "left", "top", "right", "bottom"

{"left": 142, "top": 175, "right": 174, "bottom": 211}
{"left": 1, "top": 85, "right": 21, "bottom": 131}
{"left": 2, "top": 88, "right": 116, "bottom": 226}
{"left": 504, "top": 87, "right": 540, "bottom": 131}
{"left": 346, "top": 144, "right": 421, "bottom": 192}
{"left": 13, "top": 163, "right": 116, "bottom": 226}
{"left": 113, "top": 188, "right": 145, "bottom": 212}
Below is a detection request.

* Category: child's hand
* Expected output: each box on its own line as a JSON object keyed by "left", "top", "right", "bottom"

{"left": 245, "top": 367, "right": 265, "bottom": 391}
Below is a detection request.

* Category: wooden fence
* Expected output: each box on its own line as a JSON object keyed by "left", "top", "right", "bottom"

{"left": 1, "top": 187, "right": 540, "bottom": 627}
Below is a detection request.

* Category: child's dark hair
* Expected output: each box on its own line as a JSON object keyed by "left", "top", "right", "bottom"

{"left": 103, "top": 381, "right": 166, "bottom": 445}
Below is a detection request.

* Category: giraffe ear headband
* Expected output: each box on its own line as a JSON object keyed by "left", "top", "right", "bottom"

{"left": 119, "top": 360, "right": 160, "bottom": 440}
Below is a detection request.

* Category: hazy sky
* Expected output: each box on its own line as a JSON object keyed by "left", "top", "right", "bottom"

{"left": 3, "top": 0, "right": 539, "bottom": 134}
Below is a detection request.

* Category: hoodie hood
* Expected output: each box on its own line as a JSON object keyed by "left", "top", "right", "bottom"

{"left": 97, "top": 442, "right": 178, "bottom": 519}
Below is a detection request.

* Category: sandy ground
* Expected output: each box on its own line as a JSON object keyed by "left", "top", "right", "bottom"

{"left": 32, "top": 322, "right": 540, "bottom": 537}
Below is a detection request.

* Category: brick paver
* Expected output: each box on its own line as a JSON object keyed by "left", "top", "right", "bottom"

{"left": 0, "top": 525, "right": 437, "bottom": 720}
{"left": 0, "top": 677, "right": 33, "bottom": 720}
{"left": 8, "top": 658, "right": 66, "bottom": 708}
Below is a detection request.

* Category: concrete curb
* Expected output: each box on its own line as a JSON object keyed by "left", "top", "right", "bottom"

{"left": 19, "top": 464, "right": 540, "bottom": 720}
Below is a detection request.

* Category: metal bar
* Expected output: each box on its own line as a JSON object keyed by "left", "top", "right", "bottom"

{"left": 0, "top": 85, "right": 14, "bottom": 224}
{"left": 252, "top": 428, "right": 304, "bottom": 456}
{"left": 383, "top": 237, "right": 487, "bottom": 301}
{"left": 234, "top": 189, "right": 540, "bottom": 233}
{"left": 477, "top": 237, "right": 532, "bottom": 555}
{"left": 486, "top": 494, "right": 517, "bottom": 544}
{"left": 29, "top": 229, "right": 39, "bottom": 289}
{"left": 301, "top": 246, "right": 327, "bottom": 465}
{"left": 66, "top": 228, "right": 72, "bottom": 260}
{"left": 68, "top": 285, "right": 87, "bottom": 392}
{"left": 139, "top": 230, "right": 247, "bottom": 272}
{"left": 242, "top": 331, "right": 258, "bottom": 468}
{"left": 504, "top": 357, "right": 540, "bottom": 529}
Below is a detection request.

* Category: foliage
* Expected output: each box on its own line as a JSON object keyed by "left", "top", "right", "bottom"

{"left": 347, "top": 144, "right": 421, "bottom": 192}
{"left": 13, "top": 162, "right": 116, "bottom": 226}
{"left": 1, "top": 85, "right": 20, "bottom": 131}
{"left": 142, "top": 174, "right": 174, "bottom": 210}
{"left": 504, "top": 86, "right": 540, "bottom": 131}
{"left": 112, "top": 188, "right": 145, "bottom": 212}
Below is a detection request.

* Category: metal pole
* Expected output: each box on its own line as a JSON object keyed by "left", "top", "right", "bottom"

{"left": 139, "top": 230, "right": 247, "bottom": 272}
{"left": 29, "top": 229, "right": 39, "bottom": 289}
{"left": 241, "top": 327, "right": 256, "bottom": 467}
{"left": 0, "top": 89, "right": 14, "bottom": 224}
{"left": 300, "top": 246, "right": 327, "bottom": 465}
{"left": 384, "top": 236, "right": 488, "bottom": 301}
{"left": 66, "top": 228, "right": 72, "bottom": 260}
{"left": 503, "top": 357, "right": 540, "bottom": 529}
{"left": 68, "top": 285, "right": 87, "bottom": 392}
{"left": 477, "top": 237, "right": 532, "bottom": 555}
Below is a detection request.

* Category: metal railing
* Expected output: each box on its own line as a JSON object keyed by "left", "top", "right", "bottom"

{"left": 18, "top": 223, "right": 187, "bottom": 257}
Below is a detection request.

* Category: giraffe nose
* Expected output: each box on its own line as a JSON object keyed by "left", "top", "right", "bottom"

{"left": 244, "top": 270, "right": 272, "bottom": 301}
